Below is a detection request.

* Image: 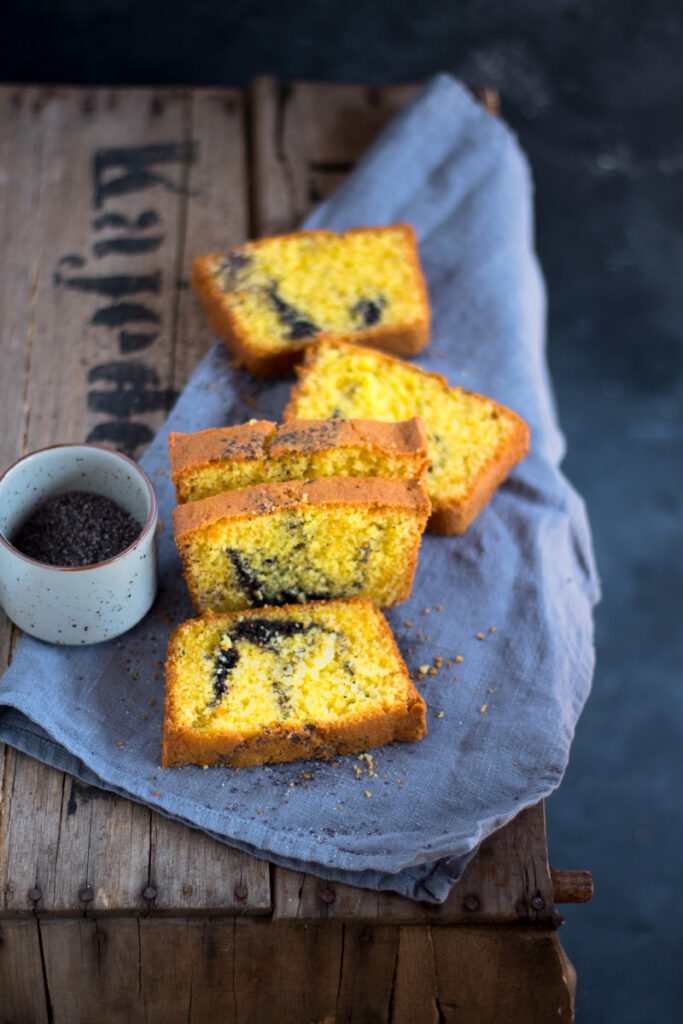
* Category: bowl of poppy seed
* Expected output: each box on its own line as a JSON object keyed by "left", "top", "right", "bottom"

{"left": 0, "top": 444, "right": 158, "bottom": 644}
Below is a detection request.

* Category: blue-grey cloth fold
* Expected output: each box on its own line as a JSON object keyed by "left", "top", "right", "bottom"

{"left": 0, "top": 75, "right": 599, "bottom": 903}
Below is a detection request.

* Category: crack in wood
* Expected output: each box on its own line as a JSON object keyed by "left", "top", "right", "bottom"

{"left": 186, "top": 971, "right": 193, "bottom": 1024}
{"left": 0, "top": 751, "right": 18, "bottom": 913}
{"left": 167, "top": 91, "right": 194, "bottom": 402}
{"left": 429, "top": 934, "right": 445, "bottom": 1024}
{"left": 387, "top": 929, "right": 401, "bottom": 1024}
{"left": 231, "top": 919, "right": 237, "bottom": 1015}
{"left": 136, "top": 917, "right": 142, "bottom": 996}
{"left": 20, "top": 125, "right": 46, "bottom": 462}
{"left": 434, "top": 994, "right": 447, "bottom": 1024}
{"left": 36, "top": 919, "right": 54, "bottom": 1022}
{"left": 145, "top": 811, "right": 154, "bottom": 902}
{"left": 334, "top": 921, "right": 346, "bottom": 1017}
{"left": 49, "top": 773, "right": 69, "bottom": 912}
{"left": 274, "top": 82, "right": 300, "bottom": 229}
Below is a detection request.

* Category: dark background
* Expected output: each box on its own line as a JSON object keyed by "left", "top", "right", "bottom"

{"left": 4, "top": 3, "right": 682, "bottom": 1021}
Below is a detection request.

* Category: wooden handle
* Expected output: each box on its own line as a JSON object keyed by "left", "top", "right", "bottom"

{"left": 550, "top": 869, "right": 594, "bottom": 903}
{"left": 469, "top": 86, "right": 501, "bottom": 117}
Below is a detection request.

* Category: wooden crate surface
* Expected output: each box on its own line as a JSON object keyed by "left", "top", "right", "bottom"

{"left": 0, "top": 79, "right": 566, "bottom": 926}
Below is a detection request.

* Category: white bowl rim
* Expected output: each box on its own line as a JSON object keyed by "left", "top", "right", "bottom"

{"left": 0, "top": 442, "right": 158, "bottom": 573}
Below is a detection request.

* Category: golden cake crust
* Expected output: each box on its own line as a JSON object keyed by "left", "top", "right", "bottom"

{"left": 285, "top": 338, "right": 530, "bottom": 536}
{"left": 268, "top": 417, "right": 429, "bottom": 460}
{"left": 161, "top": 599, "right": 427, "bottom": 768}
{"left": 169, "top": 417, "right": 431, "bottom": 502}
{"left": 192, "top": 224, "right": 430, "bottom": 378}
{"left": 169, "top": 421, "right": 277, "bottom": 481}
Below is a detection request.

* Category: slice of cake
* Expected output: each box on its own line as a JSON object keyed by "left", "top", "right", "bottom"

{"left": 161, "top": 598, "right": 427, "bottom": 768}
{"left": 169, "top": 417, "right": 430, "bottom": 504}
{"left": 173, "top": 477, "right": 430, "bottom": 613}
{"left": 192, "top": 224, "right": 430, "bottom": 377}
{"left": 284, "top": 339, "right": 530, "bottom": 535}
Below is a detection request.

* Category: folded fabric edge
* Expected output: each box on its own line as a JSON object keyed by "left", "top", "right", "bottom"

{"left": 0, "top": 691, "right": 569, "bottom": 903}
{"left": 0, "top": 703, "right": 566, "bottom": 904}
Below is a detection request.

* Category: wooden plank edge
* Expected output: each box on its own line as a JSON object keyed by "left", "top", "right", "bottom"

{"left": 550, "top": 868, "right": 594, "bottom": 904}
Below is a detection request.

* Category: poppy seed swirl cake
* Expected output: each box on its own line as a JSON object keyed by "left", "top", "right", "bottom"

{"left": 192, "top": 224, "right": 430, "bottom": 377}
{"left": 173, "top": 476, "right": 430, "bottom": 614}
{"left": 161, "top": 599, "right": 427, "bottom": 768}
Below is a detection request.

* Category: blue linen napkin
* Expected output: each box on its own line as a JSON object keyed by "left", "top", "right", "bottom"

{"left": 0, "top": 75, "right": 599, "bottom": 903}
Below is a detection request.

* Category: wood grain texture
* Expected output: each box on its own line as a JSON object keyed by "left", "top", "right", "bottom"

{"left": 0, "top": 88, "right": 51, "bottom": 787}
{"left": 250, "top": 77, "right": 421, "bottom": 236}
{"left": 1, "top": 766, "right": 149, "bottom": 916}
{"left": 0, "top": 919, "right": 50, "bottom": 1023}
{"left": 20, "top": 87, "right": 189, "bottom": 456}
{"left": 147, "top": 814, "right": 271, "bottom": 916}
{"left": 5, "top": 917, "right": 575, "bottom": 1023}
{"left": 273, "top": 802, "right": 556, "bottom": 924}
{"left": 431, "top": 925, "right": 575, "bottom": 1022}
{"left": 551, "top": 867, "right": 594, "bottom": 903}
{"left": 173, "top": 88, "right": 249, "bottom": 389}
{"left": 0, "top": 86, "right": 268, "bottom": 922}
{"left": 390, "top": 926, "right": 441, "bottom": 1024}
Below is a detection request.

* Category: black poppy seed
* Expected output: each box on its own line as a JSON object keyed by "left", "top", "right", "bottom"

{"left": 351, "top": 297, "right": 384, "bottom": 327}
{"left": 266, "top": 281, "right": 319, "bottom": 339}
{"left": 12, "top": 491, "right": 142, "bottom": 567}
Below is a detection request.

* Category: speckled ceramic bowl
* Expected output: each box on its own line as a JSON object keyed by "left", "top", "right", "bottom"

{"left": 0, "top": 444, "right": 158, "bottom": 645}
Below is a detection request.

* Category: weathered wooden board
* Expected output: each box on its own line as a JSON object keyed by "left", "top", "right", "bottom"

{"left": 0, "top": 918, "right": 50, "bottom": 1023}
{"left": 431, "top": 924, "right": 575, "bottom": 1021}
{"left": 172, "top": 87, "right": 249, "bottom": 389}
{"left": 273, "top": 801, "right": 557, "bottom": 924}
{"left": 250, "top": 77, "right": 421, "bottom": 236}
{"left": 0, "top": 85, "right": 269, "bottom": 919}
{"left": 2, "top": 916, "right": 574, "bottom": 1023}
{"left": 250, "top": 77, "right": 499, "bottom": 238}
